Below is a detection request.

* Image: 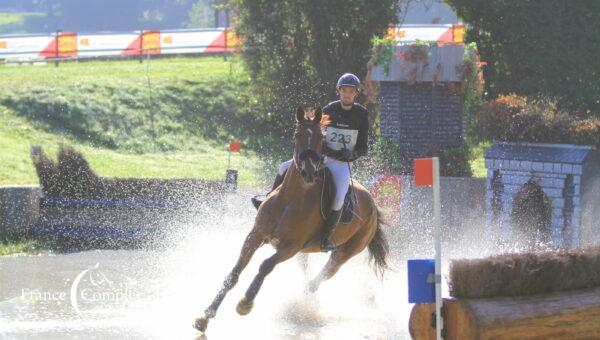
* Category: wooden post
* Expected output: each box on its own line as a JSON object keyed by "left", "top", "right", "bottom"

{"left": 139, "top": 29, "right": 144, "bottom": 63}
{"left": 54, "top": 30, "right": 60, "bottom": 67}
{"left": 432, "top": 157, "right": 442, "bottom": 340}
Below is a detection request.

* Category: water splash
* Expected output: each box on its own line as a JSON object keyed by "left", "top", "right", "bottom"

{"left": 0, "top": 190, "right": 417, "bottom": 339}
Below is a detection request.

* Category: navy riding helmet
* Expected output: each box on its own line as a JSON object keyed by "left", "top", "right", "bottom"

{"left": 336, "top": 73, "right": 361, "bottom": 89}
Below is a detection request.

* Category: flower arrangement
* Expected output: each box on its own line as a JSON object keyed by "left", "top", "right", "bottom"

{"left": 368, "top": 36, "right": 395, "bottom": 76}
{"left": 397, "top": 39, "right": 432, "bottom": 64}
{"left": 455, "top": 42, "right": 485, "bottom": 94}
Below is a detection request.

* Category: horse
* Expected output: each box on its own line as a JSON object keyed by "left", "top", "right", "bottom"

{"left": 193, "top": 106, "right": 389, "bottom": 334}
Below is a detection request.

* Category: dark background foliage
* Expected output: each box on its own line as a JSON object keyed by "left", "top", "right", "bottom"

{"left": 447, "top": 0, "right": 600, "bottom": 116}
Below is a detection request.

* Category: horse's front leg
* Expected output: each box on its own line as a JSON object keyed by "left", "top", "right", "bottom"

{"left": 236, "top": 244, "right": 299, "bottom": 315}
{"left": 193, "top": 231, "right": 264, "bottom": 333}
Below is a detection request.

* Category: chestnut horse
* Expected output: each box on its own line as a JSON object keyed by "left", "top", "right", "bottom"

{"left": 193, "top": 106, "right": 389, "bottom": 333}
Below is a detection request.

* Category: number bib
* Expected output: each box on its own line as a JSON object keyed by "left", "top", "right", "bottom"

{"left": 325, "top": 126, "right": 358, "bottom": 151}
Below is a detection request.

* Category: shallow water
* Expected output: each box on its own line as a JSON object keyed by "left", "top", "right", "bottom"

{"left": 0, "top": 190, "right": 453, "bottom": 340}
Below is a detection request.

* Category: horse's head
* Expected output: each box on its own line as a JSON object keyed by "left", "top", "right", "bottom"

{"left": 293, "top": 106, "right": 324, "bottom": 184}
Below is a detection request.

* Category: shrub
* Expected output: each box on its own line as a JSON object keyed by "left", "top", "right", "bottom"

{"left": 510, "top": 178, "right": 552, "bottom": 247}
{"left": 370, "top": 136, "right": 403, "bottom": 174}
{"left": 571, "top": 118, "right": 600, "bottom": 149}
{"left": 440, "top": 142, "right": 473, "bottom": 177}
{"left": 476, "top": 94, "right": 600, "bottom": 148}
{"left": 449, "top": 246, "right": 600, "bottom": 298}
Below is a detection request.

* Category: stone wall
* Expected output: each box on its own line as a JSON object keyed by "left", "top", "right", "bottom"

{"left": 486, "top": 164, "right": 579, "bottom": 246}
{"left": 581, "top": 153, "right": 600, "bottom": 246}
{"left": 484, "top": 144, "right": 594, "bottom": 248}
{"left": 379, "top": 82, "right": 464, "bottom": 167}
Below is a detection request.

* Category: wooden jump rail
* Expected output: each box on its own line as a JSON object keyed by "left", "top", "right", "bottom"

{"left": 409, "top": 247, "right": 600, "bottom": 339}
{"left": 410, "top": 287, "right": 600, "bottom": 339}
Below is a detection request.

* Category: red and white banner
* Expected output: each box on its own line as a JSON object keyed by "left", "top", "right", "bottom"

{"left": 0, "top": 28, "right": 240, "bottom": 61}
{"left": 0, "top": 24, "right": 461, "bottom": 62}
{"left": 386, "top": 24, "right": 464, "bottom": 44}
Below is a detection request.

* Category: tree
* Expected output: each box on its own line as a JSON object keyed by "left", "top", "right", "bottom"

{"left": 56, "top": 0, "right": 145, "bottom": 31}
{"left": 447, "top": 0, "right": 600, "bottom": 115}
{"left": 186, "top": 0, "right": 215, "bottom": 28}
{"left": 27, "top": 0, "right": 198, "bottom": 31}
{"left": 231, "top": 0, "right": 400, "bottom": 138}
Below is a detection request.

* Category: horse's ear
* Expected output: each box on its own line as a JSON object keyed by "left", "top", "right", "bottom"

{"left": 313, "top": 107, "right": 322, "bottom": 124}
{"left": 295, "top": 106, "right": 304, "bottom": 123}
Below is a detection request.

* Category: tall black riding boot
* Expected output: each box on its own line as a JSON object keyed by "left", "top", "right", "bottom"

{"left": 251, "top": 172, "right": 285, "bottom": 210}
{"left": 320, "top": 209, "right": 342, "bottom": 252}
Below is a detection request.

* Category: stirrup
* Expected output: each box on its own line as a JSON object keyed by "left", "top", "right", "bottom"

{"left": 320, "top": 238, "right": 337, "bottom": 252}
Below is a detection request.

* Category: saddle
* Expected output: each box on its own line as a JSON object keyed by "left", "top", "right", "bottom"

{"left": 320, "top": 167, "right": 357, "bottom": 224}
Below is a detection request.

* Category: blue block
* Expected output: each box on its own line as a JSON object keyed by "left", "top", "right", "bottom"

{"left": 408, "top": 259, "right": 435, "bottom": 303}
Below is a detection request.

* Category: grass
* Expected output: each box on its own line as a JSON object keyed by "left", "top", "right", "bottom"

{"left": 0, "top": 12, "right": 46, "bottom": 34}
{"left": 0, "top": 232, "right": 41, "bottom": 256}
{"left": 0, "top": 56, "right": 262, "bottom": 155}
{"left": 0, "top": 105, "right": 266, "bottom": 187}
{"left": 0, "top": 13, "right": 22, "bottom": 27}
{"left": 0, "top": 230, "right": 140, "bottom": 256}
{"left": 469, "top": 140, "right": 492, "bottom": 178}
{"left": 0, "top": 55, "right": 244, "bottom": 83}
{"left": 0, "top": 56, "right": 281, "bottom": 187}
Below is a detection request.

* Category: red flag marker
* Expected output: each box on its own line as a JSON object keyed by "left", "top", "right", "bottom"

{"left": 229, "top": 140, "right": 241, "bottom": 153}
{"left": 227, "top": 140, "right": 241, "bottom": 171}
{"left": 414, "top": 158, "right": 433, "bottom": 187}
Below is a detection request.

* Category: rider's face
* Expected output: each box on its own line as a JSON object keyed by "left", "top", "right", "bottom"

{"left": 338, "top": 86, "right": 358, "bottom": 106}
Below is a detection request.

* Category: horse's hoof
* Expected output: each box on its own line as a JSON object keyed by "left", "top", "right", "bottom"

{"left": 236, "top": 296, "right": 254, "bottom": 315}
{"left": 193, "top": 317, "right": 209, "bottom": 333}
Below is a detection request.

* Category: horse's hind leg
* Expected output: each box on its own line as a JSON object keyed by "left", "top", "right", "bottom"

{"left": 308, "top": 229, "right": 371, "bottom": 293}
{"left": 297, "top": 252, "right": 309, "bottom": 280}
{"left": 193, "top": 231, "right": 263, "bottom": 333}
{"left": 307, "top": 248, "right": 354, "bottom": 293}
{"left": 236, "top": 245, "right": 299, "bottom": 315}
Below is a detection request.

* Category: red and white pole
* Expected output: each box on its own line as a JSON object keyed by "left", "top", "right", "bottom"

{"left": 414, "top": 157, "right": 443, "bottom": 339}
{"left": 432, "top": 157, "right": 442, "bottom": 340}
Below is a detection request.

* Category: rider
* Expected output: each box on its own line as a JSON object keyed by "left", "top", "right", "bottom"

{"left": 251, "top": 73, "right": 369, "bottom": 252}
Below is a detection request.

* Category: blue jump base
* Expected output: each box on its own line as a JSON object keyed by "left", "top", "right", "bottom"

{"left": 40, "top": 196, "right": 193, "bottom": 209}
{"left": 408, "top": 259, "right": 436, "bottom": 304}
{"left": 29, "top": 224, "right": 161, "bottom": 240}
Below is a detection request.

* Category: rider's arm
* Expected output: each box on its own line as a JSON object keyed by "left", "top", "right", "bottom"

{"left": 329, "top": 112, "right": 369, "bottom": 162}
{"left": 350, "top": 112, "right": 369, "bottom": 160}
{"left": 321, "top": 104, "right": 342, "bottom": 159}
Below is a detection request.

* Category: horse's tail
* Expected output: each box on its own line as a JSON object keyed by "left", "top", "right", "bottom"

{"left": 367, "top": 207, "right": 390, "bottom": 280}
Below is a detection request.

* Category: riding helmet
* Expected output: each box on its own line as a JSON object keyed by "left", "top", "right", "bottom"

{"left": 336, "top": 73, "right": 361, "bottom": 89}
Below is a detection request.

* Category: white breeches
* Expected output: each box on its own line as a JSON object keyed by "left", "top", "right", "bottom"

{"left": 278, "top": 156, "right": 351, "bottom": 211}
{"left": 278, "top": 159, "right": 294, "bottom": 176}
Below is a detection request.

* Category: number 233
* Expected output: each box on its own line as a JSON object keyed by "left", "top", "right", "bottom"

{"left": 329, "top": 132, "right": 352, "bottom": 144}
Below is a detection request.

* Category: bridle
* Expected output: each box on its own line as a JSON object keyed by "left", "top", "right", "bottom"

{"left": 293, "top": 123, "right": 324, "bottom": 174}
